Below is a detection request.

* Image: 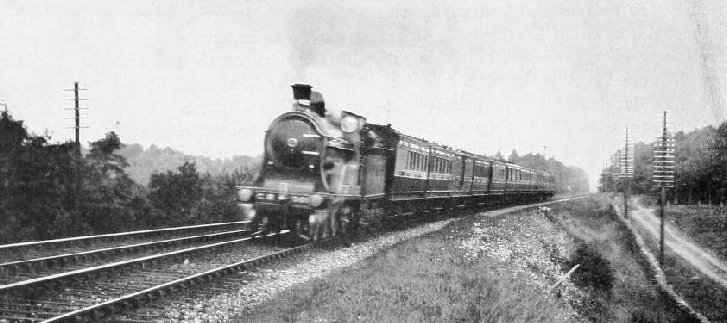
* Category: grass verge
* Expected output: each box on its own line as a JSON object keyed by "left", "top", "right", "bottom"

{"left": 667, "top": 205, "right": 727, "bottom": 261}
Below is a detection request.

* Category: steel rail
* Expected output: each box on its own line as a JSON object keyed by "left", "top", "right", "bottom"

{"left": 0, "top": 228, "right": 251, "bottom": 281}
{"left": 0, "top": 231, "right": 275, "bottom": 297}
{"left": 0, "top": 221, "right": 251, "bottom": 257}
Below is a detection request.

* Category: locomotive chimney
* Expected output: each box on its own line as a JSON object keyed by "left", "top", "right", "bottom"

{"left": 291, "top": 84, "right": 312, "bottom": 105}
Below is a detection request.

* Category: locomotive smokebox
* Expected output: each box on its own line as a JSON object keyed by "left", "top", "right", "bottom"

{"left": 292, "top": 84, "right": 312, "bottom": 101}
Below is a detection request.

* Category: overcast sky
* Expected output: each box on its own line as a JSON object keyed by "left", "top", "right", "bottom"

{"left": 1, "top": 0, "right": 726, "bottom": 190}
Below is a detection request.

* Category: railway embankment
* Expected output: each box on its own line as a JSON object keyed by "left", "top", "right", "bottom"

{"left": 233, "top": 195, "right": 695, "bottom": 323}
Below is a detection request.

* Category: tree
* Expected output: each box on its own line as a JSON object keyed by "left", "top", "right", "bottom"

{"left": 149, "top": 161, "right": 203, "bottom": 226}
{"left": 0, "top": 111, "right": 77, "bottom": 242}
{"left": 600, "top": 122, "right": 727, "bottom": 204}
{"left": 493, "top": 150, "right": 505, "bottom": 161}
{"left": 508, "top": 149, "right": 520, "bottom": 164}
{"left": 0, "top": 111, "right": 27, "bottom": 153}
{"left": 79, "top": 132, "right": 146, "bottom": 234}
{"left": 711, "top": 122, "right": 727, "bottom": 204}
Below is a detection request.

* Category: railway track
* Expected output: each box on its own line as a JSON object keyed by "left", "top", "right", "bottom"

{"left": 0, "top": 228, "right": 309, "bottom": 322}
{"left": 0, "top": 221, "right": 251, "bottom": 263}
{"left": 0, "top": 222, "right": 254, "bottom": 286}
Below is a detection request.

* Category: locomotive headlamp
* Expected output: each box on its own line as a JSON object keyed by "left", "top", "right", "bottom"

{"left": 310, "top": 194, "right": 323, "bottom": 207}
{"left": 292, "top": 196, "right": 311, "bottom": 204}
{"left": 237, "top": 189, "right": 253, "bottom": 202}
{"left": 341, "top": 116, "right": 359, "bottom": 132}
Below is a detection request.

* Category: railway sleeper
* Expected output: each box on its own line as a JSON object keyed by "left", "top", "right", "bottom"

{"left": 0, "top": 314, "right": 36, "bottom": 323}
{"left": 7, "top": 308, "right": 58, "bottom": 318}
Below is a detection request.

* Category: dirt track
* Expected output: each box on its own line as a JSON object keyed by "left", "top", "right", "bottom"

{"left": 629, "top": 201, "right": 727, "bottom": 288}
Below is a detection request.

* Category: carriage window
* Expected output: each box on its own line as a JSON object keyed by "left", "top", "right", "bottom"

{"left": 475, "top": 165, "right": 482, "bottom": 177}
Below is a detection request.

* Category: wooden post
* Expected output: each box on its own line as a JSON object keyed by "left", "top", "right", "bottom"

{"left": 660, "top": 185, "right": 665, "bottom": 267}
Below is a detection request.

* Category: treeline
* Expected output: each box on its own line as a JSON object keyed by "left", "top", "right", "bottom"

{"left": 0, "top": 111, "right": 254, "bottom": 244}
{"left": 501, "top": 150, "right": 590, "bottom": 193}
{"left": 600, "top": 121, "right": 727, "bottom": 204}
{"left": 118, "top": 143, "right": 261, "bottom": 186}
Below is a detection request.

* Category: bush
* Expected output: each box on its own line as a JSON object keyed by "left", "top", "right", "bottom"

{"left": 568, "top": 242, "right": 614, "bottom": 296}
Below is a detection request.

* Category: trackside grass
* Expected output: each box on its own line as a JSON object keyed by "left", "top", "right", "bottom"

{"left": 667, "top": 204, "right": 727, "bottom": 261}
{"left": 238, "top": 229, "right": 576, "bottom": 322}
{"left": 237, "top": 196, "right": 694, "bottom": 322}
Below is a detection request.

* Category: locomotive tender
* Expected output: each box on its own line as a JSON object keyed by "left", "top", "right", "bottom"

{"left": 236, "top": 84, "right": 556, "bottom": 241}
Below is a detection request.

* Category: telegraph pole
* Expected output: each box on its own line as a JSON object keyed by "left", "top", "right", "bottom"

{"left": 64, "top": 82, "right": 87, "bottom": 213}
{"left": 620, "top": 126, "right": 634, "bottom": 218}
{"left": 653, "top": 111, "right": 675, "bottom": 267}
{"left": 74, "top": 82, "right": 80, "bottom": 154}
{"left": 64, "top": 82, "right": 87, "bottom": 157}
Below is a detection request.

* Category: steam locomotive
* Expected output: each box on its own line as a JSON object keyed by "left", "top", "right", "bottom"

{"left": 236, "top": 84, "right": 556, "bottom": 241}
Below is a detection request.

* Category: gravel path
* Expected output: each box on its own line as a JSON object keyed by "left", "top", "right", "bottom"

{"left": 630, "top": 202, "right": 727, "bottom": 288}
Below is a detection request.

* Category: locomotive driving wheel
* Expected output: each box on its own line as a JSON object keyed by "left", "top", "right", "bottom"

{"left": 295, "top": 217, "right": 310, "bottom": 241}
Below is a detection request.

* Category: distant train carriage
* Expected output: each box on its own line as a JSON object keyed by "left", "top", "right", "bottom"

{"left": 236, "top": 84, "right": 556, "bottom": 241}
